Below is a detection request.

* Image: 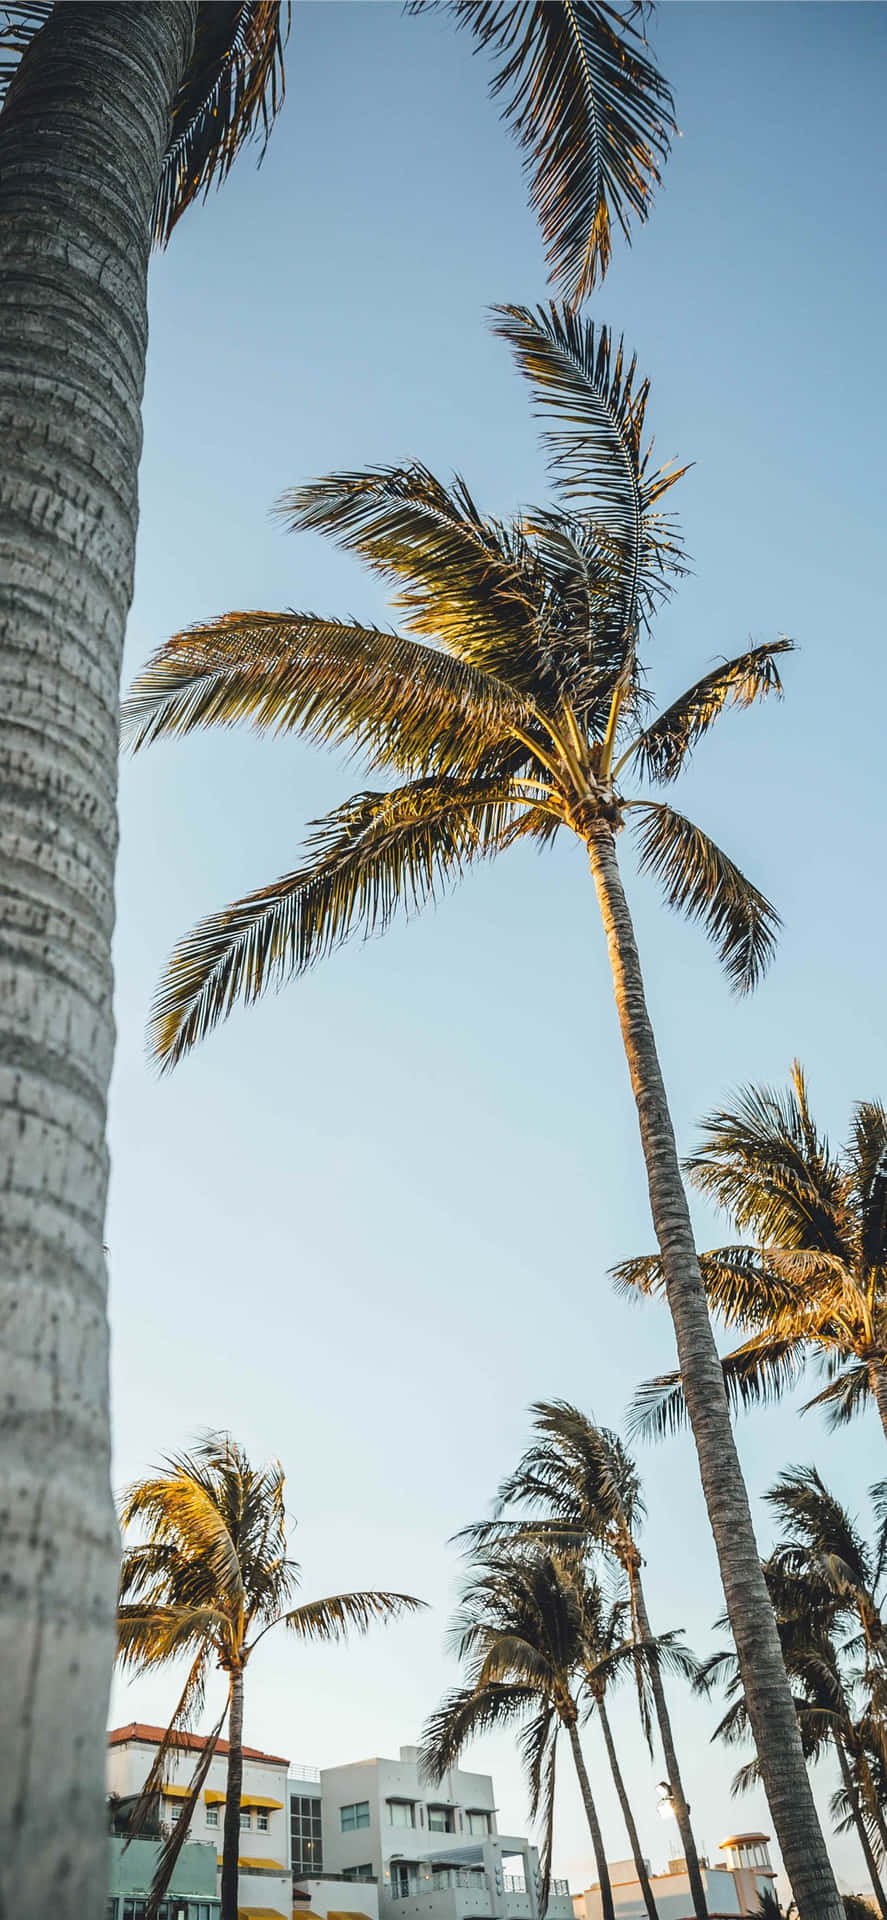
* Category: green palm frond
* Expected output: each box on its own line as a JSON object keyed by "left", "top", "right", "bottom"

{"left": 766, "top": 1468, "right": 874, "bottom": 1594}
{"left": 155, "top": 2, "right": 289, "bottom": 246}
{"left": 627, "top": 799, "right": 780, "bottom": 993}
{"left": 802, "top": 1364, "right": 875, "bottom": 1430}
{"left": 420, "top": 1679, "right": 541, "bottom": 1781}
{"left": 412, "top": 2, "right": 674, "bottom": 304}
{"left": 277, "top": 1590, "right": 424, "bottom": 1644}
{"left": 492, "top": 303, "right": 687, "bottom": 627}
{"left": 278, "top": 465, "right": 548, "bottom": 695}
{"left": 684, "top": 1067, "right": 849, "bottom": 1253}
{"left": 149, "top": 775, "right": 528, "bottom": 1068}
{"left": 617, "top": 639, "right": 794, "bottom": 784}
{"left": 121, "top": 609, "right": 527, "bottom": 779}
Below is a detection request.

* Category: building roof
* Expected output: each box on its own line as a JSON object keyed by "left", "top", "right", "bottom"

{"left": 719, "top": 1834, "right": 771, "bottom": 1849}
{"left": 108, "top": 1723, "right": 289, "bottom": 1767}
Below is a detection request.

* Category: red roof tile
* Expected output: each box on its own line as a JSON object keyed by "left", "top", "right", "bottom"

{"left": 108, "top": 1723, "right": 289, "bottom": 1767}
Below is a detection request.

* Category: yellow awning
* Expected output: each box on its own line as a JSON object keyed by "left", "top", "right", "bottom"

{"left": 221, "top": 1857, "right": 287, "bottom": 1871}
{"left": 328, "top": 1910, "right": 374, "bottom": 1920}
{"left": 238, "top": 1909, "right": 289, "bottom": 1919}
{"left": 242, "top": 1795, "right": 284, "bottom": 1811}
{"left": 205, "top": 1789, "right": 226, "bottom": 1803}
{"left": 161, "top": 1785, "right": 193, "bottom": 1799}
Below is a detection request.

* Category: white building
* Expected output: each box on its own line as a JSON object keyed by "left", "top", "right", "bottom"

{"left": 108, "top": 1722, "right": 292, "bottom": 1920}
{"left": 572, "top": 1834, "right": 777, "bottom": 1920}
{"left": 317, "top": 1745, "right": 574, "bottom": 1920}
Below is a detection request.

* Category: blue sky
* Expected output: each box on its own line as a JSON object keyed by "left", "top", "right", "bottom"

{"left": 108, "top": 2, "right": 887, "bottom": 1897}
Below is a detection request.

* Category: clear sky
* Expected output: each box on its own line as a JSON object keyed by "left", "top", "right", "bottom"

{"left": 108, "top": 2, "right": 887, "bottom": 1899}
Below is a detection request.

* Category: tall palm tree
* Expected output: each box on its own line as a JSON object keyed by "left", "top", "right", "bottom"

{"left": 459, "top": 1403, "right": 707, "bottom": 1920}
{"left": 117, "top": 1431, "right": 423, "bottom": 1920}
{"left": 122, "top": 303, "right": 841, "bottom": 1920}
{"left": 422, "top": 1546, "right": 685, "bottom": 1920}
{"left": 615, "top": 1066, "right": 887, "bottom": 1442}
{"left": 0, "top": 10, "right": 672, "bottom": 1907}
{"left": 697, "top": 1515, "right": 887, "bottom": 1916}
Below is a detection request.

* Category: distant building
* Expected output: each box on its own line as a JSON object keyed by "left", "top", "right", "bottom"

{"left": 318, "top": 1744, "right": 574, "bottom": 1920}
{"left": 572, "top": 1833, "right": 778, "bottom": 1920}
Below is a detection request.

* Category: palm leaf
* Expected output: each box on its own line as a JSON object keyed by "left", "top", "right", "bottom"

{"left": 420, "top": 1679, "right": 541, "bottom": 1780}
{"left": 149, "top": 775, "right": 527, "bottom": 1067}
{"left": 491, "top": 303, "right": 687, "bottom": 629}
{"left": 412, "top": 2, "right": 674, "bottom": 304}
{"left": 120, "top": 1469, "right": 243, "bottom": 1606}
{"left": 117, "top": 1603, "right": 228, "bottom": 1671}
{"left": 121, "top": 1648, "right": 211, "bottom": 1848}
{"left": 627, "top": 799, "right": 780, "bottom": 993}
{"left": 145, "top": 1696, "right": 229, "bottom": 1919}
{"left": 277, "top": 1589, "right": 424, "bottom": 1643}
{"left": 155, "top": 2, "right": 289, "bottom": 246}
{"left": 611, "top": 1243, "right": 804, "bottom": 1325}
{"left": 121, "top": 608, "right": 526, "bottom": 779}
{"left": 627, "top": 1333, "right": 810, "bottom": 1441}
{"left": 684, "top": 1071, "right": 850, "bottom": 1253}
{"left": 804, "top": 1364, "right": 876, "bottom": 1430}
{"left": 617, "top": 639, "right": 794, "bottom": 784}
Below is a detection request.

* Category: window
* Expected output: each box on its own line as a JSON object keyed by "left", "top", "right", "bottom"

{"left": 391, "top": 1865, "right": 418, "bottom": 1898}
{"left": 428, "top": 1807, "right": 454, "bottom": 1834}
{"left": 291, "top": 1793, "right": 324, "bottom": 1872}
{"left": 341, "top": 1801, "right": 370, "bottom": 1833}
{"left": 387, "top": 1800, "right": 415, "bottom": 1829}
{"left": 240, "top": 1807, "right": 252, "bottom": 1830}
{"left": 343, "top": 1865, "right": 374, "bottom": 1882}
{"left": 206, "top": 1805, "right": 219, "bottom": 1828}
{"left": 467, "top": 1811, "right": 491, "bottom": 1837}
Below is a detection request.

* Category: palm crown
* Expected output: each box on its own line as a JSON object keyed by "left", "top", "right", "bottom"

{"left": 616, "top": 1064, "right": 887, "bottom": 1442}
{"left": 1, "top": 2, "right": 673, "bottom": 287}
{"left": 124, "top": 303, "right": 790, "bottom": 1069}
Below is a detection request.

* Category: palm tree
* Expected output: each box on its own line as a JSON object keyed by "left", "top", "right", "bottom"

{"left": 117, "top": 1431, "right": 423, "bottom": 1920}
{"left": 122, "top": 304, "right": 841, "bottom": 1920}
{"left": 698, "top": 1514, "right": 887, "bottom": 1916}
{"left": 615, "top": 1066, "right": 887, "bottom": 1442}
{"left": 0, "top": 11, "right": 671, "bottom": 1906}
{"left": 458, "top": 1403, "right": 707, "bottom": 1920}
{"left": 422, "top": 1546, "right": 685, "bottom": 1920}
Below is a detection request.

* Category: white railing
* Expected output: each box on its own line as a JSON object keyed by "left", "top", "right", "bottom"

{"left": 551, "top": 1882, "right": 570, "bottom": 1898}
{"left": 432, "top": 1870, "right": 486, "bottom": 1891}
{"left": 289, "top": 1764, "right": 321, "bottom": 1784}
{"left": 504, "top": 1877, "right": 527, "bottom": 1895}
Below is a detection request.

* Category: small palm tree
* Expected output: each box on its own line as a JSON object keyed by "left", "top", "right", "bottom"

{"left": 458, "top": 1402, "right": 707, "bottom": 1920}
{"left": 122, "top": 301, "right": 843, "bottom": 1920}
{"left": 616, "top": 1065, "right": 887, "bottom": 1442}
{"left": 117, "top": 1432, "right": 423, "bottom": 1920}
{"left": 421, "top": 1546, "right": 686, "bottom": 1920}
{"left": 0, "top": 12, "right": 671, "bottom": 1904}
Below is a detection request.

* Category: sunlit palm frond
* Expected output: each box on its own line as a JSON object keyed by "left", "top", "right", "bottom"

{"left": 611, "top": 1243, "right": 804, "bottom": 1327}
{"left": 627, "top": 799, "right": 780, "bottom": 993}
{"left": 121, "top": 610, "right": 527, "bottom": 781}
{"left": 617, "top": 639, "right": 794, "bottom": 784}
{"left": 149, "top": 775, "right": 528, "bottom": 1068}
{"left": 120, "top": 1469, "right": 243, "bottom": 1606}
{"left": 684, "top": 1070, "right": 849, "bottom": 1253}
{"left": 278, "top": 1590, "right": 424, "bottom": 1644}
{"left": 117, "top": 1603, "right": 228, "bottom": 1671}
{"left": 155, "top": 2, "right": 289, "bottom": 245}
{"left": 278, "top": 465, "right": 549, "bottom": 695}
{"left": 492, "top": 303, "right": 687, "bottom": 628}
{"left": 413, "top": 1, "right": 674, "bottom": 304}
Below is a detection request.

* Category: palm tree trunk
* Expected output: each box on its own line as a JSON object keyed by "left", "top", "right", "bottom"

{"left": 628, "top": 1565, "right": 705, "bottom": 1920}
{"left": 0, "top": 8, "right": 196, "bottom": 1916}
{"left": 566, "top": 1718, "right": 615, "bottom": 1920}
{"left": 585, "top": 820, "right": 843, "bottom": 1920}
{"left": 221, "top": 1668, "right": 245, "bottom": 1920}
{"left": 835, "top": 1735, "right": 887, "bottom": 1920}
{"left": 597, "top": 1697, "right": 658, "bottom": 1920}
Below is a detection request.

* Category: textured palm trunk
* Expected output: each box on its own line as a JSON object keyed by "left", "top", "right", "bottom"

{"left": 835, "top": 1736, "right": 887, "bottom": 1920}
{"left": 629, "top": 1566, "right": 705, "bottom": 1919}
{"left": 597, "top": 1697, "right": 658, "bottom": 1920}
{"left": 585, "top": 821, "right": 843, "bottom": 1920}
{"left": 221, "top": 1669, "right": 245, "bottom": 1920}
{"left": 0, "top": 7, "right": 196, "bottom": 1915}
{"left": 566, "top": 1717, "right": 615, "bottom": 1920}
{"left": 870, "top": 1362, "right": 887, "bottom": 1444}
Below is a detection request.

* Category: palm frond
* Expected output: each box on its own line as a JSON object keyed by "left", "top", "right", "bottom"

{"left": 117, "top": 1603, "right": 227, "bottom": 1671}
{"left": 411, "top": 1, "right": 674, "bottom": 304}
{"left": 611, "top": 1243, "right": 804, "bottom": 1327}
{"left": 802, "top": 1364, "right": 874, "bottom": 1430}
{"left": 627, "top": 799, "right": 780, "bottom": 993}
{"left": 731, "top": 1756, "right": 762, "bottom": 1797}
{"left": 145, "top": 1696, "right": 228, "bottom": 1919}
{"left": 618, "top": 639, "right": 794, "bottom": 784}
{"left": 627, "top": 1334, "right": 810, "bottom": 1441}
{"left": 155, "top": 2, "right": 289, "bottom": 246}
{"left": 120, "top": 1470, "right": 243, "bottom": 1608}
{"left": 420, "top": 1680, "right": 540, "bottom": 1781}
{"left": 684, "top": 1070, "right": 849, "bottom": 1254}
{"left": 121, "top": 1649, "right": 210, "bottom": 1848}
{"left": 491, "top": 303, "right": 687, "bottom": 628}
{"left": 149, "top": 775, "right": 526, "bottom": 1067}
{"left": 278, "top": 1589, "right": 425, "bottom": 1643}
{"left": 121, "top": 608, "right": 527, "bottom": 780}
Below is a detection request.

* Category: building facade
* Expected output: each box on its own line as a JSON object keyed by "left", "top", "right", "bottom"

{"left": 572, "top": 1835, "right": 778, "bottom": 1920}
